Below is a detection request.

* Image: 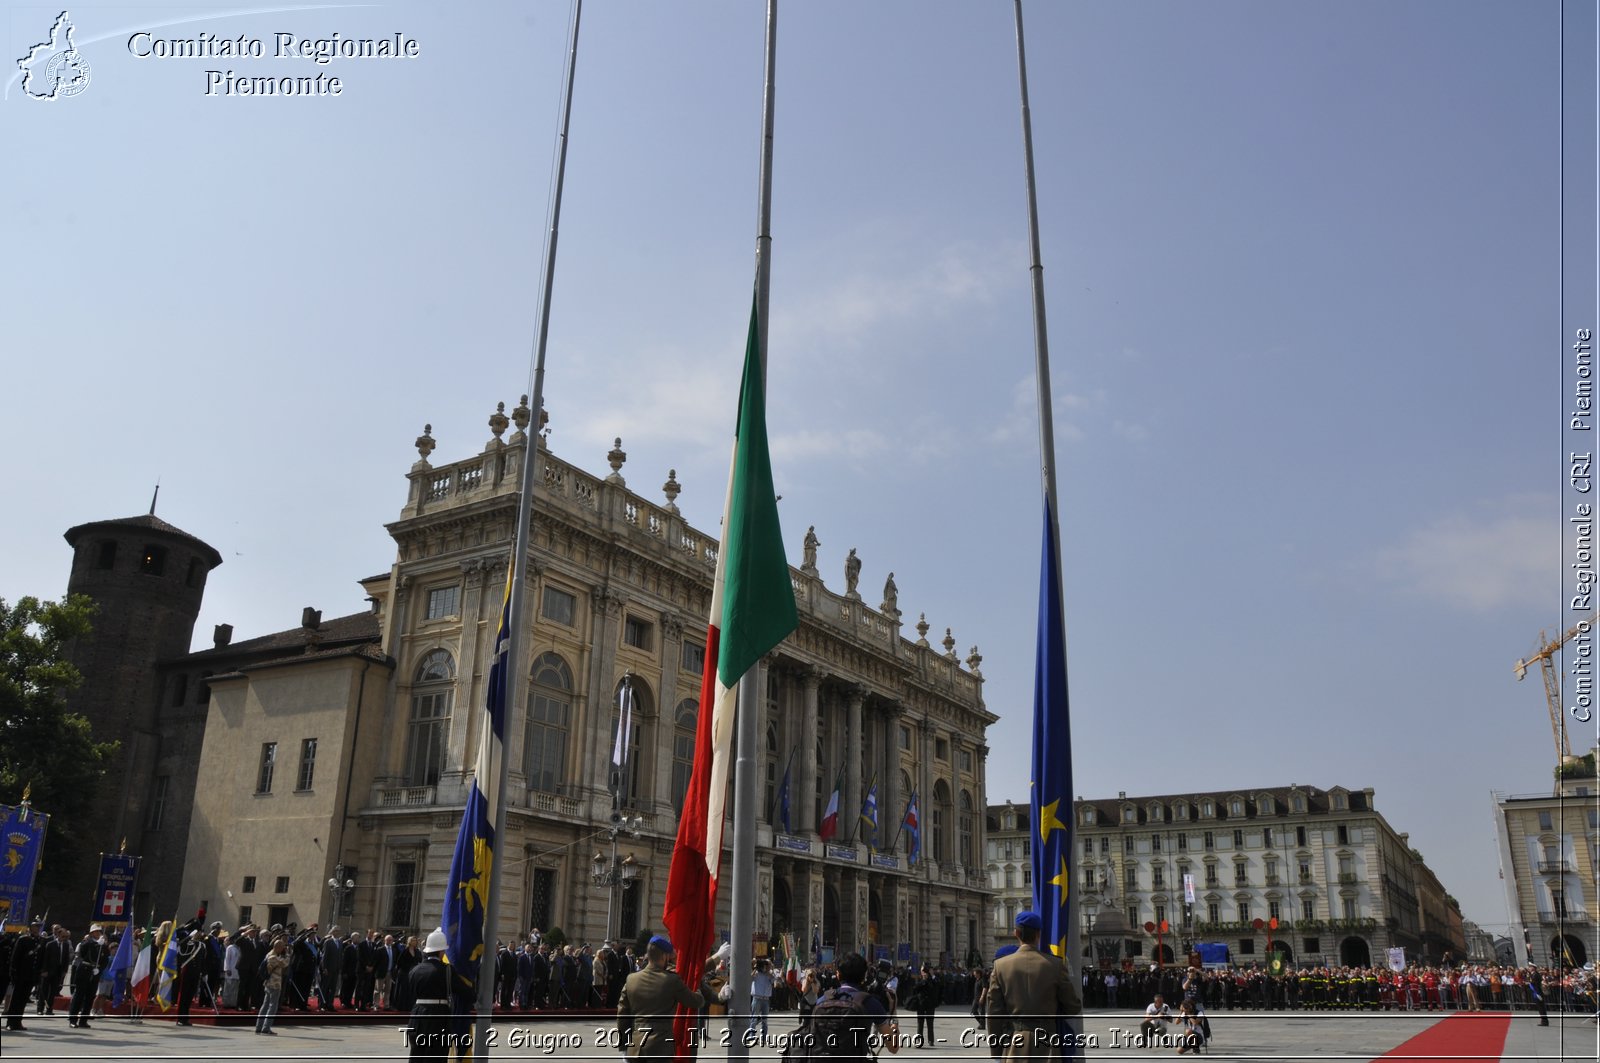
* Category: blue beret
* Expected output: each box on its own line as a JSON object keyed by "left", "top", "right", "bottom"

{"left": 1015, "top": 911, "right": 1042, "bottom": 931}
{"left": 994, "top": 944, "right": 1019, "bottom": 961}
{"left": 648, "top": 935, "right": 675, "bottom": 954}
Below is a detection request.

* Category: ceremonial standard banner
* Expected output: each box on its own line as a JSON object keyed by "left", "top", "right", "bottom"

{"left": 1386, "top": 947, "right": 1406, "bottom": 972}
{"left": 93, "top": 853, "right": 140, "bottom": 929}
{"left": 0, "top": 803, "right": 49, "bottom": 930}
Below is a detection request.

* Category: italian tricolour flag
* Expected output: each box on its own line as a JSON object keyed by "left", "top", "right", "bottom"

{"left": 662, "top": 295, "right": 798, "bottom": 1050}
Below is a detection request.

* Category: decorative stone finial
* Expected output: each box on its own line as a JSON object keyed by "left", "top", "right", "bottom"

{"left": 942, "top": 627, "right": 957, "bottom": 658}
{"left": 966, "top": 646, "right": 983, "bottom": 677}
{"left": 916, "top": 613, "right": 930, "bottom": 646}
{"left": 511, "top": 395, "right": 532, "bottom": 439}
{"left": 414, "top": 424, "right": 436, "bottom": 466}
{"left": 488, "top": 401, "right": 509, "bottom": 442}
{"left": 606, "top": 437, "right": 627, "bottom": 483}
{"left": 663, "top": 469, "right": 681, "bottom": 514}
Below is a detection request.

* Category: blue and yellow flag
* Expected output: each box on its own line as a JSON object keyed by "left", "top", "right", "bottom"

{"left": 0, "top": 801, "right": 49, "bottom": 928}
{"left": 858, "top": 779, "right": 879, "bottom": 850}
{"left": 442, "top": 565, "right": 511, "bottom": 990}
{"left": 154, "top": 922, "right": 181, "bottom": 1010}
{"left": 1031, "top": 498, "right": 1074, "bottom": 961}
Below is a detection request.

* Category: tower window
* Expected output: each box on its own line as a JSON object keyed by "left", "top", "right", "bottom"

{"left": 186, "top": 557, "right": 203, "bottom": 588}
{"left": 96, "top": 541, "right": 117, "bottom": 569}
{"left": 140, "top": 544, "right": 167, "bottom": 576}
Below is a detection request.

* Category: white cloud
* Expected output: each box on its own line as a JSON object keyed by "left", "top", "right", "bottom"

{"left": 1372, "top": 498, "right": 1560, "bottom": 611}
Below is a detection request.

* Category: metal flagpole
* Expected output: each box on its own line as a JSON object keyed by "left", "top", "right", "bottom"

{"left": 1011, "top": 0, "right": 1078, "bottom": 979}
{"left": 729, "top": 1, "right": 778, "bottom": 1058}
{"left": 475, "top": 0, "right": 583, "bottom": 1056}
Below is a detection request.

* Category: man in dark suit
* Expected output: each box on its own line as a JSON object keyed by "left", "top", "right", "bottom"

{"left": 531, "top": 943, "right": 551, "bottom": 1009}
{"left": 375, "top": 934, "right": 396, "bottom": 1010}
{"left": 340, "top": 931, "right": 361, "bottom": 1009}
{"left": 985, "top": 911, "right": 1083, "bottom": 1061}
{"left": 36, "top": 925, "right": 71, "bottom": 1015}
{"left": 617, "top": 936, "right": 707, "bottom": 1058}
{"left": 5, "top": 922, "right": 42, "bottom": 1030}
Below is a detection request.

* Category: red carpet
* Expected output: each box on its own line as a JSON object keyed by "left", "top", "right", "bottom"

{"left": 1374, "top": 1013, "right": 1512, "bottom": 1061}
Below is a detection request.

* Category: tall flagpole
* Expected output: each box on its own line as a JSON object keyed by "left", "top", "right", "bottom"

{"left": 729, "top": 1, "right": 778, "bottom": 1058}
{"left": 475, "top": 1, "right": 583, "bottom": 1056}
{"left": 1012, "top": 0, "right": 1079, "bottom": 983}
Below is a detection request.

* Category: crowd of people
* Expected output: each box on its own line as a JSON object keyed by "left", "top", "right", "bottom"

{"left": 1081, "top": 960, "right": 1600, "bottom": 1018}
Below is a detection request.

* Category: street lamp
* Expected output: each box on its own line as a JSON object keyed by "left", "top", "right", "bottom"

{"left": 327, "top": 863, "right": 355, "bottom": 922}
{"left": 592, "top": 814, "right": 643, "bottom": 943}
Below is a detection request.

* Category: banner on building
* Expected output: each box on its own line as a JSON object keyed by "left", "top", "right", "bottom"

{"left": 1182, "top": 873, "right": 1196, "bottom": 905}
{"left": 1386, "top": 947, "right": 1406, "bottom": 972}
{"left": 93, "top": 853, "right": 140, "bottom": 929}
{"left": 0, "top": 802, "right": 49, "bottom": 930}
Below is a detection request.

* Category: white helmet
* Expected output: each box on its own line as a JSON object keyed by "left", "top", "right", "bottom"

{"left": 424, "top": 928, "right": 449, "bottom": 954}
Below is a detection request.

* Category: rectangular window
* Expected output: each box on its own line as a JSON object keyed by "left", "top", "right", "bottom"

{"left": 1127, "top": 905, "right": 1139, "bottom": 926}
{"left": 170, "top": 674, "right": 188, "bottom": 707}
{"left": 1207, "top": 903, "right": 1219, "bottom": 923}
{"left": 425, "top": 585, "right": 460, "bottom": 620}
{"left": 529, "top": 867, "right": 556, "bottom": 933}
{"left": 681, "top": 641, "right": 705, "bottom": 674}
{"left": 1203, "top": 831, "right": 1214, "bottom": 850}
{"left": 1342, "top": 897, "right": 1357, "bottom": 920}
{"left": 1152, "top": 833, "right": 1162, "bottom": 851}
{"left": 899, "top": 726, "right": 911, "bottom": 751}
{"left": 935, "top": 739, "right": 949, "bottom": 760}
{"left": 256, "top": 742, "right": 277, "bottom": 794}
{"left": 1538, "top": 811, "right": 1554, "bottom": 831}
{"left": 140, "top": 544, "right": 167, "bottom": 575}
{"left": 1303, "top": 936, "right": 1320, "bottom": 954}
{"left": 267, "top": 904, "right": 289, "bottom": 929}
{"left": 960, "top": 749, "right": 972, "bottom": 773}
{"left": 1082, "top": 869, "right": 1096, "bottom": 889}
{"left": 1234, "top": 864, "right": 1247, "bottom": 886}
{"left": 1302, "top": 899, "right": 1315, "bottom": 921}
{"left": 196, "top": 673, "right": 212, "bottom": 705}
{"left": 389, "top": 861, "right": 417, "bottom": 927}
{"left": 1269, "top": 900, "right": 1282, "bottom": 921}
{"left": 1205, "top": 866, "right": 1218, "bottom": 887}
{"left": 1152, "top": 867, "right": 1165, "bottom": 888}
{"left": 1155, "top": 904, "right": 1166, "bottom": 925}
{"left": 274, "top": 876, "right": 290, "bottom": 893}
{"left": 243, "top": 876, "right": 257, "bottom": 894}
{"left": 1337, "top": 825, "right": 1349, "bottom": 845}
{"left": 1238, "top": 939, "right": 1255, "bottom": 955}
{"left": 146, "top": 776, "right": 170, "bottom": 831}
{"left": 1082, "top": 838, "right": 1092, "bottom": 857}
{"left": 96, "top": 541, "right": 117, "bottom": 569}
{"left": 623, "top": 616, "right": 653, "bottom": 650}
{"left": 1232, "top": 829, "right": 1244, "bottom": 848}
{"left": 238, "top": 904, "right": 252, "bottom": 925}
{"left": 1296, "top": 826, "right": 1307, "bottom": 847}
{"left": 541, "top": 586, "right": 576, "bottom": 625}
{"left": 296, "top": 738, "right": 318, "bottom": 791}
{"left": 1124, "top": 836, "right": 1134, "bottom": 853}
{"left": 1100, "top": 837, "right": 1109, "bottom": 854}
{"left": 186, "top": 557, "right": 203, "bottom": 588}
{"left": 1125, "top": 866, "right": 1138, "bottom": 888}
{"left": 1299, "top": 860, "right": 1313, "bottom": 883}
{"left": 1263, "top": 827, "right": 1274, "bottom": 847}
{"left": 1177, "top": 834, "right": 1188, "bottom": 851}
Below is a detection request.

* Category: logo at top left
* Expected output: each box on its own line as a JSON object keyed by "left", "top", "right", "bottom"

{"left": 17, "top": 10, "right": 91, "bottom": 101}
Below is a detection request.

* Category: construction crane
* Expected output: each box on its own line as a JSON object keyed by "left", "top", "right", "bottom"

{"left": 1514, "top": 616, "right": 1595, "bottom": 764}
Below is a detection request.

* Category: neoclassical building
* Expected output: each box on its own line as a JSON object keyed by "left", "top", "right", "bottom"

{"left": 181, "top": 402, "right": 994, "bottom": 964}
{"left": 1493, "top": 753, "right": 1600, "bottom": 968}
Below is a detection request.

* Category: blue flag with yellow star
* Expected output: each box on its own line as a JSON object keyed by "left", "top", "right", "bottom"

{"left": 1031, "top": 497, "right": 1074, "bottom": 962}
{"left": 442, "top": 564, "right": 511, "bottom": 991}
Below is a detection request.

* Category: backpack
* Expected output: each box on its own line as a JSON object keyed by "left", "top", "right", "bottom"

{"left": 805, "top": 987, "right": 871, "bottom": 1058}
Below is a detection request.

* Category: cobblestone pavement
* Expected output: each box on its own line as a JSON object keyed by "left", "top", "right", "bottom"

{"left": 0, "top": 1006, "right": 1594, "bottom": 1061}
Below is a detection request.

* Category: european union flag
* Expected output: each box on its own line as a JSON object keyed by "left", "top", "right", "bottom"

{"left": 442, "top": 565, "right": 511, "bottom": 990}
{"left": 1031, "top": 498, "right": 1074, "bottom": 961}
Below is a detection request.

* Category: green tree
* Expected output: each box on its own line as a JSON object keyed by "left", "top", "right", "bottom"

{"left": 0, "top": 594, "right": 118, "bottom": 894}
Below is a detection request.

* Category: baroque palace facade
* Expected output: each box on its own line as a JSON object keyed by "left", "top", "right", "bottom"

{"left": 178, "top": 404, "right": 995, "bottom": 963}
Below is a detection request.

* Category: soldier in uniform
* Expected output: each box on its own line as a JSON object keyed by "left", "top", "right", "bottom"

{"left": 985, "top": 911, "right": 1082, "bottom": 1061}
{"left": 616, "top": 935, "right": 707, "bottom": 1058}
{"left": 406, "top": 929, "right": 453, "bottom": 1061}
{"left": 67, "top": 924, "right": 106, "bottom": 1028}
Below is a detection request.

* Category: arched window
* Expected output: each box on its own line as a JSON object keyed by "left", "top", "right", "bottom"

{"left": 959, "top": 789, "right": 975, "bottom": 867}
{"left": 407, "top": 650, "right": 454, "bottom": 786}
{"left": 932, "top": 781, "right": 951, "bottom": 863}
{"left": 524, "top": 653, "right": 571, "bottom": 793}
{"left": 672, "top": 699, "right": 697, "bottom": 814}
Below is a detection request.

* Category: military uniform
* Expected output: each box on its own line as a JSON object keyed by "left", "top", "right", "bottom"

{"left": 985, "top": 943, "right": 1082, "bottom": 1061}
{"left": 407, "top": 953, "right": 452, "bottom": 1061}
{"left": 617, "top": 965, "right": 706, "bottom": 1058}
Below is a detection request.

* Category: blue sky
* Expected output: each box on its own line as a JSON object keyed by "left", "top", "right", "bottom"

{"left": 4, "top": 0, "right": 1596, "bottom": 937}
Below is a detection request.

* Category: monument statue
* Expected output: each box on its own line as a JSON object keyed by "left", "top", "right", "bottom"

{"left": 845, "top": 548, "right": 861, "bottom": 597}
{"left": 803, "top": 526, "right": 819, "bottom": 572}
{"left": 881, "top": 572, "right": 898, "bottom": 615}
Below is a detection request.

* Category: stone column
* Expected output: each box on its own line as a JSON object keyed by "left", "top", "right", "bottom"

{"left": 949, "top": 736, "right": 964, "bottom": 869}
{"left": 445, "top": 559, "right": 495, "bottom": 779}
{"left": 799, "top": 669, "right": 821, "bottom": 833}
{"left": 655, "top": 613, "right": 685, "bottom": 816}
{"left": 881, "top": 703, "right": 902, "bottom": 857}
{"left": 919, "top": 719, "right": 936, "bottom": 867}
{"left": 854, "top": 871, "right": 870, "bottom": 957}
{"left": 845, "top": 685, "right": 865, "bottom": 844}
{"left": 806, "top": 861, "right": 825, "bottom": 960}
